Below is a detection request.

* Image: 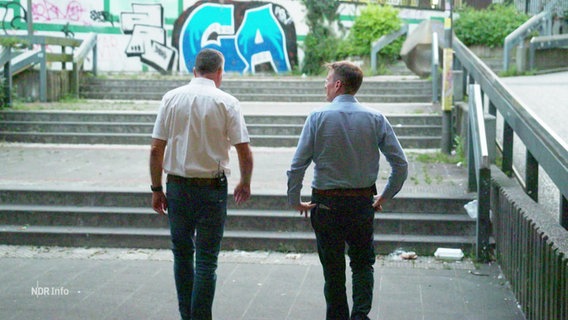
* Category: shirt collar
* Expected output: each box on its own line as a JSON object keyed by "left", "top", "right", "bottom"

{"left": 332, "top": 94, "right": 357, "bottom": 103}
{"left": 190, "top": 77, "right": 216, "bottom": 87}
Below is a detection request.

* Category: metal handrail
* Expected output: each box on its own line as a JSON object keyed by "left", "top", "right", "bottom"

{"left": 431, "top": 32, "right": 439, "bottom": 104}
{"left": 370, "top": 24, "right": 408, "bottom": 73}
{"left": 467, "top": 83, "right": 491, "bottom": 261}
{"left": 0, "top": 34, "right": 97, "bottom": 103}
{"left": 454, "top": 34, "right": 568, "bottom": 225}
{"left": 72, "top": 33, "right": 98, "bottom": 97}
{"left": 503, "top": 10, "right": 552, "bottom": 71}
{"left": 529, "top": 34, "right": 568, "bottom": 70}
{"left": 73, "top": 33, "right": 97, "bottom": 65}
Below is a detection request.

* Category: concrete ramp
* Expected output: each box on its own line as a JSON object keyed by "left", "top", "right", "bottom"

{"left": 401, "top": 20, "right": 444, "bottom": 78}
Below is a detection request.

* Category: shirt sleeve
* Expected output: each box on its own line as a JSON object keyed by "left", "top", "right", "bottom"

{"left": 377, "top": 117, "right": 408, "bottom": 199}
{"left": 226, "top": 101, "right": 250, "bottom": 145}
{"left": 152, "top": 98, "right": 169, "bottom": 141}
{"left": 286, "top": 114, "right": 316, "bottom": 206}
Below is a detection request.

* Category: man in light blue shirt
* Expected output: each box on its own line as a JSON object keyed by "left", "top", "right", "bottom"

{"left": 287, "top": 61, "right": 408, "bottom": 320}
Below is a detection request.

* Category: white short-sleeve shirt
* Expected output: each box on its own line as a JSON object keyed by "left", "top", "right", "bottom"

{"left": 152, "top": 77, "right": 250, "bottom": 178}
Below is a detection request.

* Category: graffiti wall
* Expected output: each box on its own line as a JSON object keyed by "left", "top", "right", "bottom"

{"left": 173, "top": 1, "right": 297, "bottom": 74}
{"left": 0, "top": 0, "right": 441, "bottom": 74}
{"left": 0, "top": 0, "right": 302, "bottom": 74}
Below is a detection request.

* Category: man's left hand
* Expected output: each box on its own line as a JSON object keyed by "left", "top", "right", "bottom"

{"left": 294, "top": 201, "right": 316, "bottom": 218}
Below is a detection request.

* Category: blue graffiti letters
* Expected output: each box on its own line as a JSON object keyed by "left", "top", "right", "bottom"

{"left": 174, "top": 1, "right": 296, "bottom": 74}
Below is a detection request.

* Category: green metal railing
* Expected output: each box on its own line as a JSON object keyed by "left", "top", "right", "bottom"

{"left": 466, "top": 83, "right": 491, "bottom": 262}
{"left": 452, "top": 33, "right": 568, "bottom": 319}
{"left": 0, "top": 33, "right": 97, "bottom": 105}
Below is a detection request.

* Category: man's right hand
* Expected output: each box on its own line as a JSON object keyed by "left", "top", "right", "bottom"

{"left": 152, "top": 191, "right": 167, "bottom": 215}
{"left": 234, "top": 182, "right": 251, "bottom": 205}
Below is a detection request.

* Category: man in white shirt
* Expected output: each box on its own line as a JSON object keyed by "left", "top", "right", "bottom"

{"left": 149, "top": 48, "right": 253, "bottom": 320}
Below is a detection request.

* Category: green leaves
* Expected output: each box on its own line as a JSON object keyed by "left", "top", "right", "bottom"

{"left": 454, "top": 4, "right": 529, "bottom": 48}
{"left": 337, "top": 5, "right": 403, "bottom": 62}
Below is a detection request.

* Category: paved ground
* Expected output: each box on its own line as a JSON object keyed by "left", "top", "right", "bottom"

{"left": 0, "top": 246, "right": 524, "bottom": 320}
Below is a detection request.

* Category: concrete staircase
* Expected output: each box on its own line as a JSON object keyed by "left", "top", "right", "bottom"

{"left": 0, "top": 76, "right": 477, "bottom": 255}
{"left": 0, "top": 189, "right": 475, "bottom": 255}
{"left": 79, "top": 77, "right": 432, "bottom": 103}
{"left": 0, "top": 76, "right": 441, "bottom": 148}
{"left": 0, "top": 110, "right": 441, "bottom": 148}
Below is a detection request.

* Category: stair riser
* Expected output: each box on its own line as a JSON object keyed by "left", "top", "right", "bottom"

{"left": 0, "top": 113, "right": 442, "bottom": 126}
{"left": 80, "top": 87, "right": 432, "bottom": 96}
{"left": 79, "top": 93, "right": 431, "bottom": 103}
{"left": 0, "top": 190, "right": 472, "bottom": 213}
{"left": 0, "top": 231, "right": 472, "bottom": 255}
{"left": 2, "top": 123, "right": 442, "bottom": 137}
{"left": 0, "top": 133, "right": 441, "bottom": 149}
{"left": 0, "top": 210, "right": 475, "bottom": 236}
{"left": 81, "top": 79, "right": 431, "bottom": 90}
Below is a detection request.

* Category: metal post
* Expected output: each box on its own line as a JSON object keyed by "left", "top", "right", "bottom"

{"left": 477, "top": 167, "right": 491, "bottom": 262}
{"left": 502, "top": 121, "right": 514, "bottom": 177}
{"left": 467, "top": 115, "right": 476, "bottom": 192}
{"left": 561, "top": 194, "right": 568, "bottom": 229}
{"left": 488, "top": 100, "right": 496, "bottom": 116}
{"left": 440, "top": 0, "right": 454, "bottom": 155}
{"left": 93, "top": 42, "right": 98, "bottom": 76}
{"left": 2, "top": 47, "right": 12, "bottom": 108}
{"left": 40, "top": 44, "right": 47, "bottom": 102}
{"left": 525, "top": 150, "right": 539, "bottom": 202}
{"left": 27, "top": 0, "right": 33, "bottom": 38}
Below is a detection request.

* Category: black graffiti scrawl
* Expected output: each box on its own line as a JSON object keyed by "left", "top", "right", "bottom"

{"left": 172, "top": 0, "right": 297, "bottom": 74}
{"left": 121, "top": 3, "right": 177, "bottom": 74}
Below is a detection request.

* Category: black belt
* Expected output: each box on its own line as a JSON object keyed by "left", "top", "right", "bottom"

{"left": 167, "top": 174, "right": 218, "bottom": 186}
{"left": 313, "top": 186, "right": 375, "bottom": 197}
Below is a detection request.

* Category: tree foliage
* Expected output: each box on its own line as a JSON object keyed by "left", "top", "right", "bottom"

{"left": 301, "top": 0, "right": 340, "bottom": 75}
{"left": 338, "top": 4, "right": 403, "bottom": 60}
{"left": 454, "top": 4, "right": 529, "bottom": 48}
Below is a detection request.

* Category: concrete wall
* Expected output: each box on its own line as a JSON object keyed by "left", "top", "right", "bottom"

{"left": 1, "top": 0, "right": 444, "bottom": 75}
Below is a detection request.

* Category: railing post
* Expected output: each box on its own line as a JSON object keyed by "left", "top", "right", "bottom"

{"left": 502, "top": 121, "right": 514, "bottom": 177}
{"left": 2, "top": 47, "right": 12, "bottom": 108}
{"left": 468, "top": 123, "right": 476, "bottom": 192}
{"left": 431, "top": 32, "right": 439, "bottom": 105}
{"left": 40, "top": 43, "right": 47, "bottom": 102}
{"left": 93, "top": 42, "right": 98, "bottom": 77}
{"left": 525, "top": 150, "right": 539, "bottom": 202}
{"left": 561, "top": 194, "right": 568, "bottom": 229}
{"left": 477, "top": 167, "right": 491, "bottom": 262}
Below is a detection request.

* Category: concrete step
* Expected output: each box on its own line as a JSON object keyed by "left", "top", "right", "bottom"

{"left": 80, "top": 78, "right": 431, "bottom": 90}
{"left": 79, "top": 78, "right": 432, "bottom": 103}
{"left": 0, "top": 111, "right": 442, "bottom": 148}
{"left": 80, "top": 83, "right": 432, "bottom": 95}
{"left": 0, "top": 111, "right": 442, "bottom": 126}
{"left": 0, "top": 225, "right": 474, "bottom": 255}
{"left": 0, "top": 121, "right": 441, "bottom": 136}
{"left": 0, "top": 189, "right": 473, "bottom": 214}
{"left": 0, "top": 188, "right": 475, "bottom": 254}
{"left": 0, "top": 206, "right": 474, "bottom": 236}
{"left": 0, "top": 131, "right": 441, "bottom": 148}
{"left": 78, "top": 92, "right": 431, "bottom": 103}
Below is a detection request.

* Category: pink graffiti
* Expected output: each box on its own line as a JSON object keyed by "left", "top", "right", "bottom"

{"left": 32, "top": 0, "right": 87, "bottom": 23}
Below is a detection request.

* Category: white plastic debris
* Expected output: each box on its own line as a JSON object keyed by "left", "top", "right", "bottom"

{"left": 434, "top": 248, "right": 464, "bottom": 261}
{"left": 464, "top": 200, "right": 478, "bottom": 219}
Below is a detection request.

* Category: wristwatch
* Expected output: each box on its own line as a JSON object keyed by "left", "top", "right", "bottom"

{"left": 150, "top": 185, "right": 163, "bottom": 192}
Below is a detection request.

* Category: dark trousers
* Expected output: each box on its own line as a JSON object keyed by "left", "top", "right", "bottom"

{"left": 310, "top": 193, "right": 376, "bottom": 320}
{"left": 166, "top": 178, "right": 227, "bottom": 320}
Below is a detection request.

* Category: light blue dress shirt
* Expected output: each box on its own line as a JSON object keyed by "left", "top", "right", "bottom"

{"left": 287, "top": 94, "right": 408, "bottom": 206}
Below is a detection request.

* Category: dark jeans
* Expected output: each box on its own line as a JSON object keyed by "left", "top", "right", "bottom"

{"left": 310, "top": 193, "right": 376, "bottom": 320}
{"left": 166, "top": 178, "right": 227, "bottom": 320}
